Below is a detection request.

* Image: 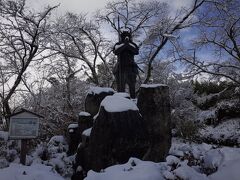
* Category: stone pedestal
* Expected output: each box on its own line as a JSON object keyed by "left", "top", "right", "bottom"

{"left": 78, "top": 112, "right": 93, "bottom": 141}
{"left": 66, "top": 123, "right": 80, "bottom": 155}
{"left": 137, "top": 84, "right": 171, "bottom": 162}
{"left": 85, "top": 87, "right": 114, "bottom": 117}
{"left": 84, "top": 96, "right": 148, "bottom": 171}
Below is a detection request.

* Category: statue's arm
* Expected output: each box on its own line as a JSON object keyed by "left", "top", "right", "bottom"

{"left": 126, "top": 43, "right": 139, "bottom": 55}
{"left": 113, "top": 43, "right": 127, "bottom": 55}
{"left": 113, "top": 42, "right": 139, "bottom": 55}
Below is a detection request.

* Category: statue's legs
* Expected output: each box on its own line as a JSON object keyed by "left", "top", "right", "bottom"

{"left": 117, "top": 73, "right": 126, "bottom": 92}
{"left": 127, "top": 73, "right": 137, "bottom": 99}
{"left": 128, "top": 83, "right": 136, "bottom": 99}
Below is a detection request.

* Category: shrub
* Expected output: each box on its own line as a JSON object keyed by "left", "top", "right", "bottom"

{"left": 174, "top": 119, "right": 201, "bottom": 139}
{"left": 193, "top": 80, "right": 230, "bottom": 95}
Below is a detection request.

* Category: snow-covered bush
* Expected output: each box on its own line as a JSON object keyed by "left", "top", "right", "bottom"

{"left": 31, "top": 135, "right": 74, "bottom": 179}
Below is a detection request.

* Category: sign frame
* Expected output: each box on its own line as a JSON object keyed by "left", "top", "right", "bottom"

{"left": 9, "top": 117, "right": 39, "bottom": 139}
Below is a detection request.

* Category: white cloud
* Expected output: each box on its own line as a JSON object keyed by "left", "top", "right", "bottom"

{"left": 26, "top": 0, "right": 109, "bottom": 16}
{"left": 26, "top": 0, "right": 194, "bottom": 16}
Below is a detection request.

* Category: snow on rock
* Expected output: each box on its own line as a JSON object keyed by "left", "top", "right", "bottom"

{"left": 100, "top": 96, "right": 138, "bottom": 112}
{"left": 140, "top": 84, "right": 167, "bottom": 88}
{"left": 0, "top": 163, "right": 64, "bottom": 180}
{"left": 113, "top": 92, "right": 130, "bottom": 99}
{"left": 162, "top": 170, "right": 175, "bottom": 180}
{"left": 0, "top": 131, "right": 8, "bottom": 141}
{"left": 48, "top": 136, "right": 67, "bottom": 146}
{"left": 173, "top": 164, "right": 208, "bottom": 180}
{"left": 82, "top": 128, "right": 92, "bottom": 137}
{"left": 79, "top": 111, "right": 91, "bottom": 116}
{"left": 166, "top": 155, "right": 180, "bottom": 165}
{"left": 88, "top": 87, "right": 114, "bottom": 95}
{"left": 68, "top": 123, "right": 78, "bottom": 129}
{"left": 84, "top": 158, "right": 166, "bottom": 180}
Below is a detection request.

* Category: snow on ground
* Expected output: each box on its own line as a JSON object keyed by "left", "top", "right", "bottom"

{"left": 85, "top": 158, "right": 166, "bottom": 180}
{"left": 84, "top": 138, "right": 240, "bottom": 180}
{"left": 0, "top": 163, "right": 64, "bottom": 180}
{"left": 100, "top": 96, "right": 139, "bottom": 112}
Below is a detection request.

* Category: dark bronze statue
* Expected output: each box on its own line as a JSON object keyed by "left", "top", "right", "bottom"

{"left": 113, "top": 30, "right": 139, "bottom": 99}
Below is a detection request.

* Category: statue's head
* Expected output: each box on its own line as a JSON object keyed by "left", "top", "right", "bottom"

{"left": 120, "top": 30, "right": 132, "bottom": 42}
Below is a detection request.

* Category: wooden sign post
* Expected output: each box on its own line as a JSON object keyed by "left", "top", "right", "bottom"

{"left": 8, "top": 109, "right": 43, "bottom": 165}
{"left": 20, "top": 139, "right": 28, "bottom": 165}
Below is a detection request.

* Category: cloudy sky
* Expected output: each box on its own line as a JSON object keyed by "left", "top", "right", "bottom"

{"left": 26, "top": 0, "right": 194, "bottom": 16}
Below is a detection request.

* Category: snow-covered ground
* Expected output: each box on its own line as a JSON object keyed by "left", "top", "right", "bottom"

{"left": 0, "top": 163, "right": 64, "bottom": 180}
{"left": 84, "top": 138, "right": 240, "bottom": 180}
{"left": 1, "top": 132, "right": 240, "bottom": 180}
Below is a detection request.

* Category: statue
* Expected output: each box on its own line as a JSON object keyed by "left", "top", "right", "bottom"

{"left": 113, "top": 29, "right": 139, "bottom": 99}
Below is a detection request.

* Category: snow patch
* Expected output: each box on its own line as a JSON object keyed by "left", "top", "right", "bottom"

{"left": 140, "top": 84, "right": 168, "bottom": 88}
{"left": 100, "top": 96, "right": 138, "bottom": 112}
{"left": 82, "top": 128, "right": 92, "bottom": 137}
{"left": 79, "top": 112, "right": 91, "bottom": 116}
{"left": 68, "top": 123, "right": 78, "bottom": 129}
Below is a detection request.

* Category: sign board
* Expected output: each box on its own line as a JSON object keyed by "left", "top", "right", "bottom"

{"left": 9, "top": 118, "right": 39, "bottom": 139}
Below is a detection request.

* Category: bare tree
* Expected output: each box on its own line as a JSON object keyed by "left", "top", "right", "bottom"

{"left": 0, "top": 0, "right": 57, "bottom": 119}
{"left": 47, "top": 13, "right": 113, "bottom": 86}
{"left": 97, "top": 0, "right": 206, "bottom": 84}
{"left": 178, "top": 0, "right": 240, "bottom": 85}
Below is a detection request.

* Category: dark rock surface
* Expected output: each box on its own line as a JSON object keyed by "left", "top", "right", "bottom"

{"left": 84, "top": 96, "right": 148, "bottom": 171}
{"left": 85, "top": 87, "right": 114, "bottom": 117}
{"left": 137, "top": 84, "right": 172, "bottom": 162}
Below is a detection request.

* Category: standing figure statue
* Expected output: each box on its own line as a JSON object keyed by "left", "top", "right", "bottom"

{"left": 113, "top": 30, "right": 139, "bottom": 99}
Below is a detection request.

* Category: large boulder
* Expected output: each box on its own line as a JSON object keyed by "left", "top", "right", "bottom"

{"left": 137, "top": 84, "right": 171, "bottom": 162}
{"left": 78, "top": 112, "right": 93, "bottom": 141}
{"left": 85, "top": 87, "right": 115, "bottom": 117}
{"left": 66, "top": 123, "right": 80, "bottom": 155}
{"left": 85, "top": 96, "right": 148, "bottom": 171}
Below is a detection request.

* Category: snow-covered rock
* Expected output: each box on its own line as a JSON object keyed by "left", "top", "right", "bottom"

{"left": 174, "top": 164, "right": 208, "bottom": 180}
